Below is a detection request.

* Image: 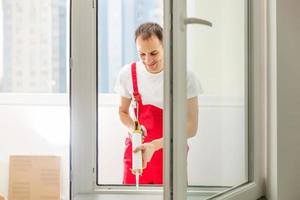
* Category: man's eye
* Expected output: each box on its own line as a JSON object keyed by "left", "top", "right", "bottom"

{"left": 140, "top": 54, "right": 145, "bottom": 57}
{"left": 151, "top": 52, "right": 157, "bottom": 56}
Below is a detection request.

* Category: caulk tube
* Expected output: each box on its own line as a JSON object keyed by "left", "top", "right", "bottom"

{"left": 132, "top": 120, "right": 143, "bottom": 188}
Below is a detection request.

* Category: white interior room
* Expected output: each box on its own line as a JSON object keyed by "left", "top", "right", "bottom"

{"left": 0, "top": 0, "right": 300, "bottom": 200}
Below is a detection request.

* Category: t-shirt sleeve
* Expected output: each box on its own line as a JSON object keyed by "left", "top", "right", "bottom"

{"left": 114, "top": 65, "right": 132, "bottom": 99}
{"left": 187, "top": 71, "right": 203, "bottom": 99}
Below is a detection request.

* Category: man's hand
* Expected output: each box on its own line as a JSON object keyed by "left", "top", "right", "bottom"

{"left": 133, "top": 142, "right": 155, "bottom": 169}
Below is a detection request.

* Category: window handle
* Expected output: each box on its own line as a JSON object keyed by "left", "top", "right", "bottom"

{"left": 184, "top": 17, "right": 213, "bottom": 27}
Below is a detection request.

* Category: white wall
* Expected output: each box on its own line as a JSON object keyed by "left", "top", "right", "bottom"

{"left": 269, "top": 0, "right": 300, "bottom": 199}
{"left": 268, "top": 0, "right": 300, "bottom": 199}
{"left": 0, "top": 95, "right": 70, "bottom": 200}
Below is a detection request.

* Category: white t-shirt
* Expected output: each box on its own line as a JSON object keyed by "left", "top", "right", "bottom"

{"left": 114, "top": 61, "right": 203, "bottom": 109}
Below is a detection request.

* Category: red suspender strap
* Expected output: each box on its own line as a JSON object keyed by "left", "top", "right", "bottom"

{"left": 131, "top": 63, "right": 141, "bottom": 103}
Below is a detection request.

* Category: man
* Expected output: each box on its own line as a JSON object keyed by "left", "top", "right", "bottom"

{"left": 115, "top": 22, "right": 201, "bottom": 184}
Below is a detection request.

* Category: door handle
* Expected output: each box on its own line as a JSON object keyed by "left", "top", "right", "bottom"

{"left": 184, "top": 17, "right": 213, "bottom": 27}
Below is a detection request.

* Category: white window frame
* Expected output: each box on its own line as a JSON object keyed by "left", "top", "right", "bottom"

{"left": 165, "top": 0, "right": 267, "bottom": 199}
{"left": 70, "top": 0, "right": 267, "bottom": 199}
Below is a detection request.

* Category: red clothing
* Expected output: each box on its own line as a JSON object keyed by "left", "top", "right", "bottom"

{"left": 123, "top": 63, "right": 163, "bottom": 184}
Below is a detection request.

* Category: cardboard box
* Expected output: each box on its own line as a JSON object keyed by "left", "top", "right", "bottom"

{"left": 8, "top": 155, "right": 60, "bottom": 200}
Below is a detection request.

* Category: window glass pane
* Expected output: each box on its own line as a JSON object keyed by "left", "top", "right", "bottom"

{"left": 97, "top": 0, "right": 163, "bottom": 185}
{"left": 97, "top": 0, "right": 247, "bottom": 195}
{"left": 0, "top": 0, "right": 68, "bottom": 93}
{"left": 0, "top": 0, "right": 70, "bottom": 199}
{"left": 186, "top": 0, "right": 248, "bottom": 197}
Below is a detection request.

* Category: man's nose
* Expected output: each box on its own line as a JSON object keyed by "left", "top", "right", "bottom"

{"left": 145, "top": 55, "right": 153, "bottom": 64}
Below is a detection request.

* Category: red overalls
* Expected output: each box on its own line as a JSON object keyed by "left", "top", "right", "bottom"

{"left": 123, "top": 63, "right": 163, "bottom": 185}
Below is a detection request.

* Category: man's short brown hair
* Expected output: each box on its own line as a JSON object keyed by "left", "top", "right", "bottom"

{"left": 135, "top": 22, "right": 163, "bottom": 43}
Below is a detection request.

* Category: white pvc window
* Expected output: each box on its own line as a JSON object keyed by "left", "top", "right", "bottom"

{"left": 71, "top": 0, "right": 266, "bottom": 199}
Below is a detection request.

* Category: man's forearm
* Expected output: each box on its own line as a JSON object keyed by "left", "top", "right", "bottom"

{"left": 187, "top": 121, "right": 198, "bottom": 138}
{"left": 150, "top": 125, "right": 196, "bottom": 152}
{"left": 119, "top": 112, "right": 134, "bottom": 131}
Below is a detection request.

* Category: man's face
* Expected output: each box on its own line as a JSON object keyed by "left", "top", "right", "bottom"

{"left": 136, "top": 35, "right": 164, "bottom": 74}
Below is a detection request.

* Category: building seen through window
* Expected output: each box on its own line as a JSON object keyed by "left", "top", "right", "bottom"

{"left": 0, "top": 0, "right": 162, "bottom": 94}
{"left": 0, "top": 0, "right": 67, "bottom": 93}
